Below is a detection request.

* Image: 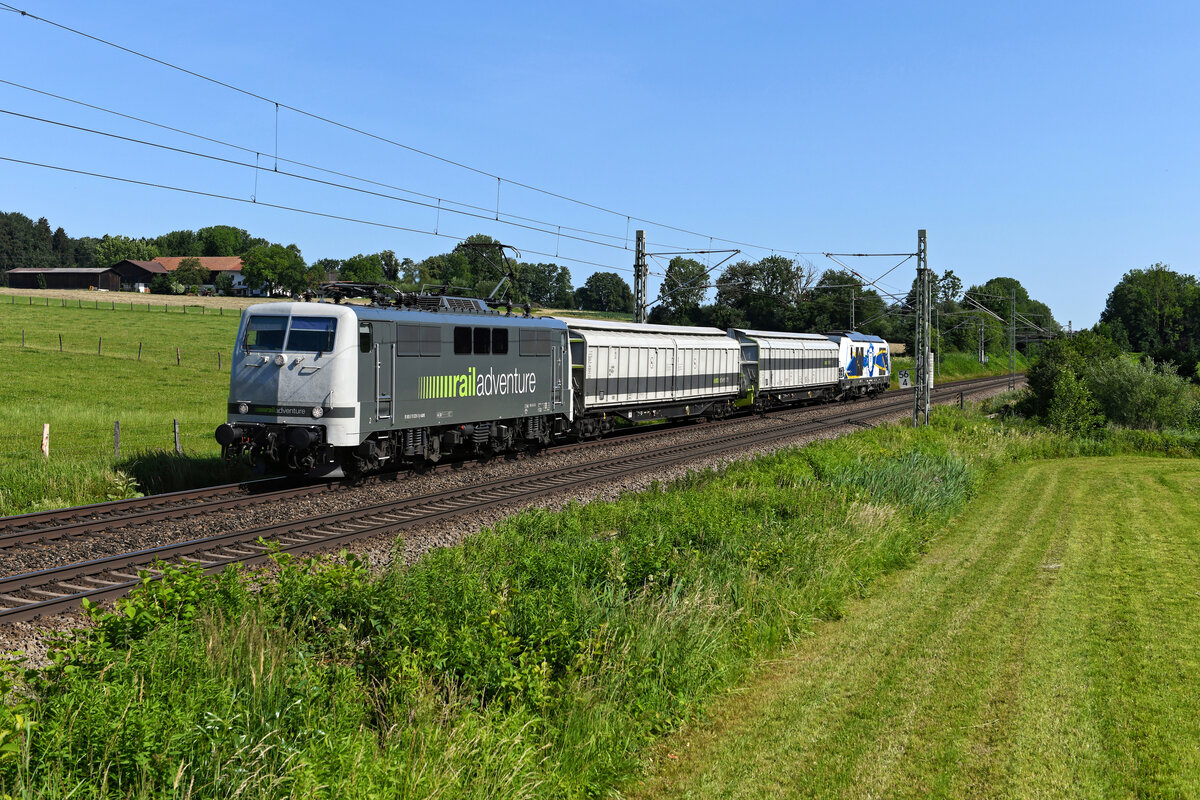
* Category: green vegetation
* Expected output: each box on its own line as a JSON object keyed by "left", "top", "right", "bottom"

{"left": 1099, "top": 262, "right": 1200, "bottom": 378}
{"left": 1023, "top": 331, "right": 1200, "bottom": 433}
{"left": 890, "top": 349, "right": 1030, "bottom": 387}
{"left": 633, "top": 456, "right": 1200, "bottom": 799}
{"left": 0, "top": 300, "right": 248, "bottom": 514}
{"left": 2, "top": 403, "right": 1197, "bottom": 797}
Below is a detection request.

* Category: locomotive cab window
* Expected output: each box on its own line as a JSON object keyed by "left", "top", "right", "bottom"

{"left": 492, "top": 328, "right": 509, "bottom": 355}
{"left": 454, "top": 326, "right": 472, "bottom": 355}
{"left": 243, "top": 316, "right": 288, "bottom": 351}
{"left": 287, "top": 317, "right": 337, "bottom": 353}
{"left": 359, "top": 323, "right": 372, "bottom": 353}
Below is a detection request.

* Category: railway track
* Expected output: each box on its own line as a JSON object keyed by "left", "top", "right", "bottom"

{"left": 0, "top": 374, "right": 1018, "bottom": 624}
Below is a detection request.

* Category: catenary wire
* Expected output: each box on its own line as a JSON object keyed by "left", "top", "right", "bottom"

{"left": 0, "top": 155, "right": 637, "bottom": 274}
{"left": 0, "top": 2, "right": 829, "bottom": 258}
{"left": 0, "top": 84, "right": 702, "bottom": 253}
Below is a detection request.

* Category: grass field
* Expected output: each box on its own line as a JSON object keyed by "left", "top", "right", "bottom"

{"left": 633, "top": 456, "right": 1200, "bottom": 799}
{"left": 0, "top": 296, "right": 249, "bottom": 513}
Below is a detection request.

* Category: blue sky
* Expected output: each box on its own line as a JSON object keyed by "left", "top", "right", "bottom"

{"left": 1, "top": 1, "right": 1196, "bottom": 327}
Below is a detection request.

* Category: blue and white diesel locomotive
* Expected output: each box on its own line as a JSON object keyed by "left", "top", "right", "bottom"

{"left": 215, "top": 293, "right": 890, "bottom": 474}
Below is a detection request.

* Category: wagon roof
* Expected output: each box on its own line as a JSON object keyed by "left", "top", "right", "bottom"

{"left": 731, "top": 328, "right": 832, "bottom": 341}
{"left": 553, "top": 317, "right": 729, "bottom": 337}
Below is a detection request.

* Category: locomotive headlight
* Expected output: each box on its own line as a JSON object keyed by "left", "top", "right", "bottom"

{"left": 237, "top": 402, "right": 250, "bottom": 415}
{"left": 274, "top": 354, "right": 286, "bottom": 366}
{"left": 311, "top": 406, "right": 324, "bottom": 419}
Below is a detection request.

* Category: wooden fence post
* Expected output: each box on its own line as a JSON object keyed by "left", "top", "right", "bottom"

{"left": 41, "top": 424, "right": 49, "bottom": 457}
{"left": 176, "top": 348, "right": 181, "bottom": 366}
{"left": 137, "top": 342, "right": 143, "bottom": 361}
{"left": 115, "top": 420, "right": 120, "bottom": 459}
{"left": 21, "top": 330, "right": 24, "bottom": 347}
{"left": 217, "top": 351, "right": 222, "bottom": 371}
{"left": 174, "top": 419, "right": 182, "bottom": 455}
{"left": 98, "top": 337, "right": 102, "bottom": 356}
{"left": 59, "top": 333, "right": 62, "bottom": 352}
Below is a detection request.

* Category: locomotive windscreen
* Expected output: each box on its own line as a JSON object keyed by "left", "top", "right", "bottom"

{"left": 243, "top": 316, "right": 287, "bottom": 351}
{"left": 287, "top": 317, "right": 338, "bottom": 352}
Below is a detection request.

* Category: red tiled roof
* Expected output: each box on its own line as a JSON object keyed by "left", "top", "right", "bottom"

{"left": 154, "top": 256, "right": 243, "bottom": 272}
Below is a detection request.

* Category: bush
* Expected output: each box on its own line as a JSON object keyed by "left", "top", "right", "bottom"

{"left": 1046, "top": 371, "right": 1104, "bottom": 435}
{"left": 1085, "top": 357, "right": 1198, "bottom": 430}
{"left": 148, "top": 273, "right": 183, "bottom": 295}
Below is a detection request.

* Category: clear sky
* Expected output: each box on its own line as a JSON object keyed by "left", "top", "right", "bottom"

{"left": 1, "top": 1, "right": 1196, "bottom": 327}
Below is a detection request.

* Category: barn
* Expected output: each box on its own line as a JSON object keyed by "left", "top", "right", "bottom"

{"left": 6, "top": 267, "right": 121, "bottom": 291}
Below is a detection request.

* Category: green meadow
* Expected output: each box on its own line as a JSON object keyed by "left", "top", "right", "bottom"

{"left": 0, "top": 296, "right": 249, "bottom": 513}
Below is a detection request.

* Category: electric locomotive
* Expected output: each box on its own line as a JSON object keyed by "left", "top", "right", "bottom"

{"left": 216, "top": 295, "right": 571, "bottom": 475}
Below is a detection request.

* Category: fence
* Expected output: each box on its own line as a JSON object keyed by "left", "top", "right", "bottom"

{"left": 8, "top": 293, "right": 233, "bottom": 315}
{"left": 0, "top": 421, "right": 218, "bottom": 460}
{"left": 13, "top": 332, "right": 226, "bottom": 369}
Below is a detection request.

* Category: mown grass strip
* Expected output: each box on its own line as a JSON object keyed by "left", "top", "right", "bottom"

{"left": 632, "top": 457, "right": 1200, "bottom": 799}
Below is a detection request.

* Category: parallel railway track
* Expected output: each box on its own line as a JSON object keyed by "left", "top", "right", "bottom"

{"left": 0, "top": 374, "right": 1018, "bottom": 624}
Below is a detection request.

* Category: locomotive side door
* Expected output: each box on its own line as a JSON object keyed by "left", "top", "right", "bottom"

{"left": 374, "top": 323, "right": 395, "bottom": 423}
{"left": 552, "top": 331, "right": 565, "bottom": 408}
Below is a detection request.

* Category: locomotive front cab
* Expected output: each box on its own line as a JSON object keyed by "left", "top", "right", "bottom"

{"left": 216, "top": 304, "right": 359, "bottom": 471}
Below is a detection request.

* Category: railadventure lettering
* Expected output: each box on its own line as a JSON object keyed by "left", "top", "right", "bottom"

{"left": 418, "top": 366, "right": 537, "bottom": 400}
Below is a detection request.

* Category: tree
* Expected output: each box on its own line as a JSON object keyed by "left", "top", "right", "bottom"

{"left": 339, "top": 253, "right": 385, "bottom": 284}
{"left": 0, "top": 211, "right": 55, "bottom": 272}
{"left": 938, "top": 269, "right": 962, "bottom": 303}
{"left": 715, "top": 255, "right": 819, "bottom": 331}
{"left": 305, "top": 263, "right": 328, "bottom": 291}
{"left": 93, "top": 234, "right": 159, "bottom": 268}
{"left": 655, "top": 257, "right": 709, "bottom": 322}
{"left": 455, "top": 234, "right": 507, "bottom": 288}
{"left": 1100, "top": 263, "right": 1197, "bottom": 354}
{"left": 155, "top": 229, "right": 202, "bottom": 257}
{"left": 51, "top": 226, "right": 71, "bottom": 265}
{"left": 518, "top": 262, "right": 574, "bottom": 307}
{"left": 172, "top": 257, "right": 210, "bottom": 287}
{"left": 378, "top": 250, "right": 401, "bottom": 282}
{"left": 309, "top": 258, "right": 342, "bottom": 281}
{"left": 399, "top": 257, "right": 418, "bottom": 285}
{"left": 213, "top": 272, "right": 236, "bottom": 295}
{"left": 576, "top": 272, "right": 634, "bottom": 313}
{"left": 197, "top": 225, "right": 264, "bottom": 257}
{"left": 417, "top": 251, "right": 472, "bottom": 291}
{"left": 150, "top": 273, "right": 182, "bottom": 295}
{"left": 241, "top": 243, "right": 307, "bottom": 295}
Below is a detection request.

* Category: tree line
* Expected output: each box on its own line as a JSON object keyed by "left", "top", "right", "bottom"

{"left": 2, "top": 210, "right": 1067, "bottom": 354}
